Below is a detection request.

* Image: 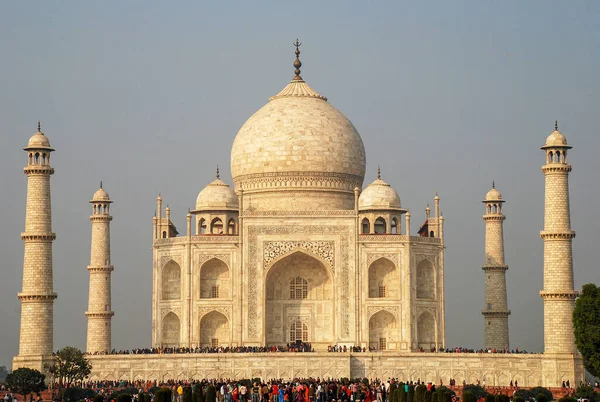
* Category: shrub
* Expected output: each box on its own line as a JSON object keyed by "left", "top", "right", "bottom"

{"left": 399, "top": 383, "right": 407, "bottom": 402}
{"left": 495, "top": 395, "right": 510, "bottom": 402}
{"left": 463, "top": 386, "right": 487, "bottom": 400}
{"left": 93, "top": 395, "right": 104, "bottom": 402}
{"left": 205, "top": 385, "right": 217, "bottom": 402}
{"left": 390, "top": 384, "right": 397, "bottom": 394}
{"left": 390, "top": 388, "right": 398, "bottom": 402}
{"left": 155, "top": 388, "right": 172, "bottom": 402}
{"left": 575, "top": 385, "right": 599, "bottom": 402}
{"left": 418, "top": 385, "right": 428, "bottom": 402}
{"left": 513, "top": 397, "right": 524, "bottom": 402}
{"left": 485, "top": 394, "right": 495, "bottom": 402}
{"left": 431, "top": 392, "right": 438, "bottom": 402}
{"left": 513, "top": 390, "right": 533, "bottom": 400}
{"left": 530, "top": 387, "right": 553, "bottom": 402}
{"left": 407, "top": 384, "right": 415, "bottom": 402}
{"left": 64, "top": 388, "right": 86, "bottom": 402}
{"left": 424, "top": 390, "right": 432, "bottom": 402}
{"left": 436, "top": 387, "right": 455, "bottom": 397}
{"left": 183, "top": 387, "right": 193, "bottom": 402}
{"left": 462, "top": 391, "right": 477, "bottom": 402}
{"left": 559, "top": 397, "right": 576, "bottom": 402}
{"left": 536, "top": 394, "right": 549, "bottom": 402}
{"left": 116, "top": 394, "right": 132, "bottom": 402}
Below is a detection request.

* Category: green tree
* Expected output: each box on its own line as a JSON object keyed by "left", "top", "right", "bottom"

{"left": 574, "top": 384, "right": 599, "bottom": 402}
{"left": 5, "top": 368, "right": 47, "bottom": 399}
{"left": 462, "top": 391, "right": 476, "bottom": 402}
{"left": 205, "top": 385, "right": 216, "bottom": 402}
{"left": 0, "top": 366, "right": 9, "bottom": 382}
{"left": 155, "top": 388, "right": 172, "bottom": 402}
{"left": 407, "top": 385, "right": 415, "bottom": 402}
{"left": 463, "top": 386, "right": 487, "bottom": 400}
{"left": 574, "top": 283, "right": 600, "bottom": 377}
{"left": 45, "top": 346, "right": 92, "bottom": 400}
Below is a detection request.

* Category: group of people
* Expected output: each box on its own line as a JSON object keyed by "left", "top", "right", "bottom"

{"left": 86, "top": 343, "right": 314, "bottom": 356}
{"left": 423, "top": 347, "right": 530, "bottom": 354}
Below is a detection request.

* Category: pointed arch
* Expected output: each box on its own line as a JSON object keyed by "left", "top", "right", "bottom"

{"left": 416, "top": 259, "right": 435, "bottom": 299}
{"left": 369, "top": 310, "right": 397, "bottom": 351}
{"left": 265, "top": 250, "right": 333, "bottom": 345}
{"left": 374, "top": 217, "right": 386, "bottom": 234}
{"left": 417, "top": 311, "right": 435, "bottom": 349}
{"left": 368, "top": 257, "right": 398, "bottom": 298}
{"left": 210, "top": 218, "right": 223, "bottom": 234}
{"left": 200, "top": 258, "right": 230, "bottom": 299}
{"left": 161, "top": 260, "right": 181, "bottom": 300}
{"left": 198, "top": 218, "right": 207, "bottom": 235}
{"left": 391, "top": 217, "right": 399, "bottom": 234}
{"left": 199, "top": 311, "right": 230, "bottom": 348}
{"left": 161, "top": 312, "right": 180, "bottom": 347}
{"left": 227, "top": 218, "right": 236, "bottom": 235}
{"left": 361, "top": 218, "right": 370, "bottom": 234}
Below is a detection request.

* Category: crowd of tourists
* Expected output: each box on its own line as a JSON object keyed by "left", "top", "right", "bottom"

{"left": 419, "top": 347, "right": 531, "bottom": 354}
{"left": 85, "top": 345, "right": 533, "bottom": 356}
{"left": 86, "top": 343, "right": 314, "bottom": 356}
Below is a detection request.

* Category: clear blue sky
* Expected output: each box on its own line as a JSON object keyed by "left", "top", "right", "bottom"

{"left": 1, "top": 1, "right": 599, "bottom": 368}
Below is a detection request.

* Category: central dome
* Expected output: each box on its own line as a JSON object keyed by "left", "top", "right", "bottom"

{"left": 230, "top": 50, "right": 366, "bottom": 211}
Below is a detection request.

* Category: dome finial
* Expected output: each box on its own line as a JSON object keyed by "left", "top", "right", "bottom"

{"left": 37, "top": 121, "right": 41, "bottom": 133}
{"left": 377, "top": 166, "right": 381, "bottom": 180}
{"left": 555, "top": 120, "right": 558, "bottom": 131}
{"left": 216, "top": 165, "right": 220, "bottom": 179}
{"left": 492, "top": 180, "right": 495, "bottom": 189}
{"left": 100, "top": 180, "right": 103, "bottom": 189}
{"left": 293, "top": 39, "right": 303, "bottom": 81}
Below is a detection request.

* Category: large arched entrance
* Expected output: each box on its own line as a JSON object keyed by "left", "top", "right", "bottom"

{"left": 199, "top": 311, "right": 230, "bottom": 348}
{"left": 265, "top": 251, "right": 333, "bottom": 347}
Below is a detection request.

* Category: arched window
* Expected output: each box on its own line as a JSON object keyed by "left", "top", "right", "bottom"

{"left": 162, "top": 231, "right": 167, "bottom": 238}
{"left": 227, "top": 218, "right": 236, "bottom": 235}
{"left": 34, "top": 153, "right": 40, "bottom": 164}
{"left": 487, "top": 205, "right": 491, "bottom": 214}
{"left": 555, "top": 151, "right": 561, "bottom": 163}
{"left": 289, "top": 276, "right": 308, "bottom": 300}
{"left": 289, "top": 320, "right": 308, "bottom": 342}
{"left": 28, "top": 153, "right": 33, "bottom": 165}
{"left": 42, "top": 153, "right": 47, "bottom": 164}
{"left": 548, "top": 151, "right": 553, "bottom": 164}
{"left": 374, "top": 217, "right": 386, "bottom": 234}
{"left": 198, "top": 218, "right": 207, "bottom": 235}
{"left": 162, "top": 260, "right": 181, "bottom": 300}
{"left": 391, "top": 218, "right": 399, "bottom": 234}
{"left": 429, "top": 231, "right": 434, "bottom": 237}
{"left": 211, "top": 218, "right": 224, "bottom": 234}
{"left": 362, "top": 218, "right": 370, "bottom": 234}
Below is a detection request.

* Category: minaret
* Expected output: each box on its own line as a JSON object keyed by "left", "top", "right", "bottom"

{"left": 540, "top": 121, "right": 577, "bottom": 354}
{"left": 482, "top": 182, "right": 510, "bottom": 350}
{"left": 86, "top": 183, "right": 114, "bottom": 353}
{"left": 16, "top": 122, "right": 57, "bottom": 361}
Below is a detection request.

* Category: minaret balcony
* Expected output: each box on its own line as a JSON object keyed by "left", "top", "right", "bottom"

{"left": 539, "top": 231, "right": 575, "bottom": 239}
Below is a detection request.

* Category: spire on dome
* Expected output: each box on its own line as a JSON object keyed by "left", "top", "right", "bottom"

{"left": 38, "top": 121, "right": 41, "bottom": 132}
{"left": 216, "top": 165, "right": 220, "bottom": 179}
{"left": 377, "top": 166, "right": 381, "bottom": 180}
{"left": 293, "top": 39, "right": 302, "bottom": 81}
{"left": 555, "top": 120, "right": 558, "bottom": 131}
{"left": 492, "top": 181, "right": 495, "bottom": 189}
{"left": 100, "top": 180, "right": 103, "bottom": 189}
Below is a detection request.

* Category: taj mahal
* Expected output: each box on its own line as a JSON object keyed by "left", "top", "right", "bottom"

{"left": 12, "top": 43, "right": 584, "bottom": 386}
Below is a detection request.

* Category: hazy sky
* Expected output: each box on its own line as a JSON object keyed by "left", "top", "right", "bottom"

{"left": 1, "top": 1, "right": 599, "bottom": 368}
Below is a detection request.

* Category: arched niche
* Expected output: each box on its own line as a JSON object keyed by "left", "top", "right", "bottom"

{"left": 161, "top": 260, "right": 181, "bottom": 300}
{"left": 200, "top": 258, "right": 230, "bottom": 299}
{"left": 161, "top": 312, "right": 180, "bottom": 347}
{"left": 417, "top": 311, "right": 435, "bottom": 349}
{"left": 416, "top": 259, "right": 435, "bottom": 299}
{"left": 199, "top": 311, "right": 230, "bottom": 348}
{"left": 369, "top": 310, "right": 398, "bottom": 351}
{"left": 374, "top": 217, "right": 386, "bottom": 234}
{"left": 368, "top": 257, "right": 398, "bottom": 298}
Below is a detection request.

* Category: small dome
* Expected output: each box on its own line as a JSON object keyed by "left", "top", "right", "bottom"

{"left": 92, "top": 187, "right": 110, "bottom": 201}
{"left": 359, "top": 178, "right": 402, "bottom": 211}
{"left": 485, "top": 187, "right": 502, "bottom": 201}
{"left": 195, "top": 178, "right": 239, "bottom": 211}
{"left": 545, "top": 130, "right": 568, "bottom": 147}
{"left": 25, "top": 129, "right": 54, "bottom": 151}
